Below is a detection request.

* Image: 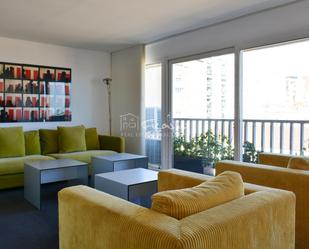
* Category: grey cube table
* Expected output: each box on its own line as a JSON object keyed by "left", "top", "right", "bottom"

{"left": 95, "top": 168, "right": 157, "bottom": 208}
{"left": 24, "top": 159, "right": 88, "bottom": 209}
{"left": 91, "top": 153, "right": 148, "bottom": 184}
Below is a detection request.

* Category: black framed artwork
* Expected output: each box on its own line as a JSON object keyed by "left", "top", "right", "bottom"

{"left": 0, "top": 62, "right": 72, "bottom": 122}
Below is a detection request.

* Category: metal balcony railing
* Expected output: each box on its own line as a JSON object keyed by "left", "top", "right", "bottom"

{"left": 173, "top": 118, "right": 309, "bottom": 155}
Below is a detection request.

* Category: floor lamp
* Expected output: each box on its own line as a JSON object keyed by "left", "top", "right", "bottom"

{"left": 103, "top": 78, "right": 112, "bottom": 135}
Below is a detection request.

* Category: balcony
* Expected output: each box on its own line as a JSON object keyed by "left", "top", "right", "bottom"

{"left": 173, "top": 118, "right": 309, "bottom": 156}
{"left": 145, "top": 118, "right": 309, "bottom": 172}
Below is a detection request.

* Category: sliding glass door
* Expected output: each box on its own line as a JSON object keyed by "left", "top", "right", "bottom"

{"left": 169, "top": 50, "right": 235, "bottom": 175}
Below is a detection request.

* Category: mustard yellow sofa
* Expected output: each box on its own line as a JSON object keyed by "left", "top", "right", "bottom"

{"left": 216, "top": 153, "right": 309, "bottom": 249}
{"left": 58, "top": 169, "right": 295, "bottom": 249}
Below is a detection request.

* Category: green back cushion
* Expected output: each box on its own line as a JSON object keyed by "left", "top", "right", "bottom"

{"left": 58, "top": 126, "right": 87, "bottom": 153}
{"left": 0, "top": 127, "right": 25, "bottom": 158}
{"left": 39, "top": 129, "right": 59, "bottom": 155}
{"left": 85, "top": 128, "right": 100, "bottom": 150}
{"left": 24, "top": 130, "right": 41, "bottom": 155}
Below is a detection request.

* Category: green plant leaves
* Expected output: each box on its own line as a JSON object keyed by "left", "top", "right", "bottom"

{"left": 174, "top": 131, "right": 260, "bottom": 164}
{"left": 173, "top": 130, "right": 234, "bottom": 164}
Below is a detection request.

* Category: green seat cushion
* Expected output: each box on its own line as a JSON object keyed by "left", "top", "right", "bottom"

{"left": 0, "top": 174, "right": 24, "bottom": 190}
{"left": 48, "top": 150, "right": 116, "bottom": 164}
{"left": 40, "top": 129, "right": 59, "bottom": 155}
{"left": 24, "top": 130, "right": 41, "bottom": 155}
{"left": 58, "top": 126, "right": 87, "bottom": 153}
{"left": 0, "top": 155, "right": 54, "bottom": 176}
{"left": 85, "top": 128, "right": 100, "bottom": 150}
{"left": 0, "top": 127, "right": 25, "bottom": 158}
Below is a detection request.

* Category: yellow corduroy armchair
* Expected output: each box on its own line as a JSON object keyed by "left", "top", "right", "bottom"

{"left": 216, "top": 152, "right": 309, "bottom": 249}
{"left": 58, "top": 169, "right": 295, "bottom": 249}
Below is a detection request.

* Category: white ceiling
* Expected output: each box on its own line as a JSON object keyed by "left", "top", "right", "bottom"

{"left": 0, "top": 0, "right": 296, "bottom": 52}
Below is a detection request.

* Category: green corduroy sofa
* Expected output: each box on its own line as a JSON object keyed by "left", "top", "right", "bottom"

{"left": 0, "top": 126, "right": 125, "bottom": 190}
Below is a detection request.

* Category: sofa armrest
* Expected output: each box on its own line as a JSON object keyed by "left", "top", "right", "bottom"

{"left": 216, "top": 160, "right": 309, "bottom": 191}
{"left": 216, "top": 160, "right": 309, "bottom": 249}
{"left": 158, "top": 169, "right": 211, "bottom": 192}
{"left": 98, "top": 135, "right": 125, "bottom": 153}
{"left": 181, "top": 189, "right": 295, "bottom": 249}
{"left": 258, "top": 152, "right": 292, "bottom": 167}
{"left": 59, "top": 186, "right": 179, "bottom": 249}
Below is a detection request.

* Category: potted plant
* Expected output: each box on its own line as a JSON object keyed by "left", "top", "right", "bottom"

{"left": 173, "top": 135, "right": 204, "bottom": 173}
{"left": 173, "top": 131, "right": 234, "bottom": 175}
{"left": 198, "top": 131, "right": 233, "bottom": 175}
{"left": 242, "top": 141, "right": 259, "bottom": 163}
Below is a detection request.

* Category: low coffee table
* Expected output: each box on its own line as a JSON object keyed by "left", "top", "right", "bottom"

{"left": 92, "top": 153, "right": 148, "bottom": 174}
{"left": 95, "top": 168, "right": 157, "bottom": 208}
{"left": 24, "top": 159, "right": 88, "bottom": 209}
{"left": 91, "top": 153, "right": 148, "bottom": 185}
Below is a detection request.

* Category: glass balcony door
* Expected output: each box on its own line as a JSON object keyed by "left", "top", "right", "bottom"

{"left": 169, "top": 50, "right": 235, "bottom": 175}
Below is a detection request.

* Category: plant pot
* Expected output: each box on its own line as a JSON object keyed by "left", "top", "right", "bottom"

{"left": 204, "top": 166, "right": 215, "bottom": 176}
{"left": 173, "top": 156, "right": 204, "bottom": 174}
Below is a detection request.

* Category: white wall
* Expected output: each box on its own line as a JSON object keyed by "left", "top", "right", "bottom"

{"left": 111, "top": 45, "right": 145, "bottom": 154}
{"left": 0, "top": 37, "right": 111, "bottom": 134}
{"left": 146, "top": 1, "right": 309, "bottom": 63}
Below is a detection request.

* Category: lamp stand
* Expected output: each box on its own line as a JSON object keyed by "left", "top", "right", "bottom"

{"left": 103, "top": 78, "right": 112, "bottom": 136}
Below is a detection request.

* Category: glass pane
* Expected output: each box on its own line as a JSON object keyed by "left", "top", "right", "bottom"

{"left": 41, "top": 82, "right": 71, "bottom": 121}
{"left": 144, "top": 64, "right": 162, "bottom": 169}
{"left": 172, "top": 53, "right": 235, "bottom": 175}
{"left": 243, "top": 39, "right": 309, "bottom": 158}
{"left": 173, "top": 55, "right": 234, "bottom": 119}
